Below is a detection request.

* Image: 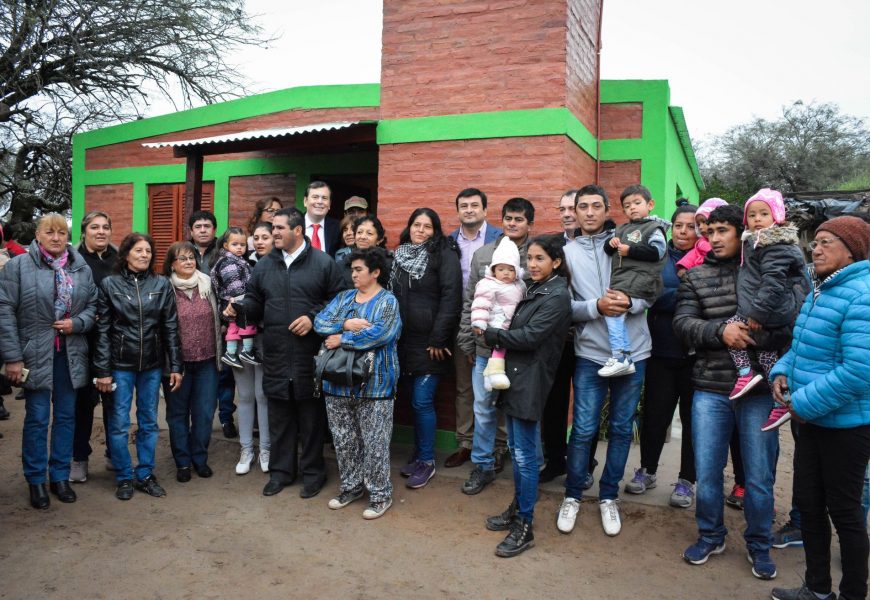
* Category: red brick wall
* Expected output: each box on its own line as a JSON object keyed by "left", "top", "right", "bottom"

{"left": 84, "top": 184, "right": 134, "bottom": 241}
{"left": 566, "top": 0, "right": 602, "bottom": 134}
{"left": 381, "top": 0, "right": 600, "bottom": 121}
{"left": 598, "top": 160, "right": 642, "bottom": 224}
{"left": 228, "top": 174, "right": 297, "bottom": 233}
{"left": 86, "top": 107, "right": 380, "bottom": 170}
{"left": 600, "top": 103, "right": 643, "bottom": 139}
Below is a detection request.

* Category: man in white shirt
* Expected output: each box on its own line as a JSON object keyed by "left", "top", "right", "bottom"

{"left": 303, "top": 181, "right": 340, "bottom": 256}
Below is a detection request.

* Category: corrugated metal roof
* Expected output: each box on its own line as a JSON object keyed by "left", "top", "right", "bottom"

{"left": 141, "top": 121, "right": 361, "bottom": 149}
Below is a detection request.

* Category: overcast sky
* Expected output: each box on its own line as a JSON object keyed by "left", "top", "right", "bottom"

{"left": 153, "top": 0, "right": 870, "bottom": 143}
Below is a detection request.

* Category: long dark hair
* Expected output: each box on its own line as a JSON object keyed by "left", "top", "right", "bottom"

{"left": 398, "top": 208, "right": 459, "bottom": 259}
{"left": 247, "top": 197, "right": 282, "bottom": 235}
{"left": 527, "top": 234, "right": 570, "bottom": 283}
{"left": 115, "top": 233, "right": 156, "bottom": 274}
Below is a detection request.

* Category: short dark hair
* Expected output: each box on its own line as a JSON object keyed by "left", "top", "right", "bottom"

{"left": 455, "top": 188, "right": 487, "bottom": 210}
{"left": 502, "top": 197, "right": 534, "bottom": 223}
{"left": 274, "top": 207, "right": 305, "bottom": 230}
{"left": 353, "top": 215, "right": 387, "bottom": 248}
{"left": 671, "top": 198, "right": 698, "bottom": 222}
{"left": 306, "top": 181, "right": 331, "bottom": 197}
{"left": 162, "top": 241, "right": 197, "bottom": 277}
{"left": 620, "top": 184, "right": 652, "bottom": 204}
{"left": 561, "top": 188, "right": 580, "bottom": 199}
{"left": 116, "top": 232, "right": 157, "bottom": 273}
{"left": 80, "top": 211, "right": 112, "bottom": 234}
{"left": 574, "top": 184, "right": 608, "bottom": 208}
{"left": 252, "top": 221, "right": 273, "bottom": 234}
{"left": 188, "top": 210, "right": 216, "bottom": 231}
{"left": 707, "top": 205, "right": 744, "bottom": 237}
{"left": 347, "top": 247, "right": 390, "bottom": 287}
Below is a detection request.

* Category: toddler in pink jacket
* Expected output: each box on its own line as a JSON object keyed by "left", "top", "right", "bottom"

{"left": 676, "top": 197, "right": 728, "bottom": 273}
{"left": 470, "top": 238, "right": 526, "bottom": 391}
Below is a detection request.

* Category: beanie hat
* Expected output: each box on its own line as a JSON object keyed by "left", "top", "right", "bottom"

{"left": 816, "top": 216, "right": 870, "bottom": 261}
{"left": 743, "top": 188, "right": 786, "bottom": 225}
{"left": 696, "top": 198, "right": 727, "bottom": 222}
{"left": 488, "top": 237, "right": 522, "bottom": 274}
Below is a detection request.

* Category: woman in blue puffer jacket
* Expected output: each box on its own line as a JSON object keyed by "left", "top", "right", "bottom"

{"left": 769, "top": 216, "right": 870, "bottom": 600}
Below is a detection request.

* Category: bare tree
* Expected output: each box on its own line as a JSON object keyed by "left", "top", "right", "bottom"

{"left": 0, "top": 0, "right": 268, "bottom": 224}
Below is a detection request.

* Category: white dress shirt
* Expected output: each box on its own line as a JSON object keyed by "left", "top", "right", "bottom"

{"left": 304, "top": 215, "right": 327, "bottom": 251}
{"left": 282, "top": 241, "right": 307, "bottom": 268}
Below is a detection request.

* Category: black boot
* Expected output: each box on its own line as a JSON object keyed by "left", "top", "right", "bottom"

{"left": 29, "top": 483, "right": 50, "bottom": 509}
{"left": 486, "top": 498, "right": 518, "bottom": 531}
{"left": 0, "top": 397, "right": 10, "bottom": 420}
{"left": 49, "top": 480, "right": 77, "bottom": 503}
{"left": 495, "top": 517, "right": 534, "bottom": 557}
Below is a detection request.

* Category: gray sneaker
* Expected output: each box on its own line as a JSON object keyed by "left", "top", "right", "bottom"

{"left": 772, "top": 521, "right": 804, "bottom": 548}
{"left": 669, "top": 478, "right": 695, "bottom": 508}
{"left": 70, "top": 460, "right": 88, "bottom": 483}
{"left": 624, "top": 467, "right": 656, "bottom": 494}
{"left": 362, "top": 498, "right": 393, "bottom": 520}
{"left": 462, "top": 465, "right": 495, "bottom": 495}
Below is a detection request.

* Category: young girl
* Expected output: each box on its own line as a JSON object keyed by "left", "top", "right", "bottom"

{"left": 210, "top": 227, "right": 260, "bottom": 369}
{"left": 470, "top": 238, "right": 526, "bottom": 391}
{"left": 727, "top": 189, "right": 809, "bottom": 428}
{"left": 676, "top": 197, "right": 728, "bottom": 274}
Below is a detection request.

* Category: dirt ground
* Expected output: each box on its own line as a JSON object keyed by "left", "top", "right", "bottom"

{"left": 0, "top": 397, "right": 826, "bottom": 600}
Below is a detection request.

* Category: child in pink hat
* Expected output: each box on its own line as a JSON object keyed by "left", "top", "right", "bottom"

{"left": 676, "top": 198, "right": 728, "bottom": 273}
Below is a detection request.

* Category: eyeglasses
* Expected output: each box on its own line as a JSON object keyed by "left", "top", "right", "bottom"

{"left": 809, "top": 236, "right": 841, "bottom": 251}
{"left": 175, "top": 255, "right": 196, "bottom": 263}
{"left": 263, "top": 208, "right": 279, "bottom": 214}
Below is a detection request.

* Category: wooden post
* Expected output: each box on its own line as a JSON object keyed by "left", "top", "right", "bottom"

{"left": 183, "top": 151, "right": 204, "bottom": 233}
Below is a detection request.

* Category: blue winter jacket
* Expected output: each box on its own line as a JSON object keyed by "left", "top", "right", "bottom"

{"left": 769, "top": 260, "right": 870, "bottom": 429}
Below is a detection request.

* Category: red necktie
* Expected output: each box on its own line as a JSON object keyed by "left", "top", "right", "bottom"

{"left": 311, "top": 223, "right": 322, "bottom": 250}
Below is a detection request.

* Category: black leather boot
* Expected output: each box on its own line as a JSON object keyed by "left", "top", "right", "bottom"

{"left": 486, "top": 498, "right": 518, "bottom": 531}
{"left": 29, "top": 483, "right": 50, "bottom": 509}
{"left": 495, "top": 517, "right": 534, "bottom": 558}
{"left": 49, "top": 480, "right": 77, "bottom": 503}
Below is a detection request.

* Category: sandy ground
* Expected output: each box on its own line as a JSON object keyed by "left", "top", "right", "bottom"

{"left": 0, "top": 395, "right": 826, "bottom": 600}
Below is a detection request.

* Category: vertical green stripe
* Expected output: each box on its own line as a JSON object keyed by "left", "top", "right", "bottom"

{"left": 213, "top": 175, "right": 230, "bottom": 233}
{"left": 132, "top": 181, "right": 148, "bottom": 232}
{"left": 295, "top": 173, "right": 310, "bottom": 210}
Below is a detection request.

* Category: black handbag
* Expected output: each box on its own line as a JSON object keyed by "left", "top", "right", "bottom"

{"left": 314, "top": 344, "right": 376, "bottom": 391}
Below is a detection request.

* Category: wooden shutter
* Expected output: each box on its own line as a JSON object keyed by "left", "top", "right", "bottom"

{"left": 148, "top": 182, "right": 218, "bottom": 265}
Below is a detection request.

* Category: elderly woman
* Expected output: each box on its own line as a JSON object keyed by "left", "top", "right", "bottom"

{"left": 94, "top": 233, "right": 182, "bottom": 501}
{"left": 246, "top": 197, "right": 283, "bottom": 252}
{"left": 314, "top": 247, "right": 402, "bottom": 519}
{"left": 769, "top": 216, "right": 870, "bottom": 600}
{"left": 162, "top": 241, "right": 221, "bottom": 482}
{"left": 0, "top": 213, "right": 97, "bottom": 509}
{"left": 338, "top": 215, "right": 390, "bottom": 287}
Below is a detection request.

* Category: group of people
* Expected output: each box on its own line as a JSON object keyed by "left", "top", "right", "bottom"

{"left": 1, "top": 179, "right": 868, "bottom": 599}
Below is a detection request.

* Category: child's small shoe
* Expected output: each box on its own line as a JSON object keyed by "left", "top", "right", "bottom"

{"left": 729, "top": 371, "right": 764, "bottom": 400}
{"left": 221, "top": 352, "right": 244, "bottom": 369}
{"left": 597, "top": 356, "right": 635, "bottom": 378}
{"left": 483, "top": 375, "right": 493, "bottom": 392}
{"left": 490, "top": 373, "right": 510, "bottom": 390}
{"left": 761, "top": 406, "right": 791, "bottom": 432}
{"left": 239, "top": 350, "right": 261, "bottom": 366}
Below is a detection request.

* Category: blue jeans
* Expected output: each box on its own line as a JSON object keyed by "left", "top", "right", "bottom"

{"left": 165, "top": 360, "right": 218, "bottom": 468}
{"left": 410, "top": 374, "right": 440, "bottom": 463}
{"left": 472, "top": 355, "right": 499, "bottom": 471}
{"left": 565, "top": 357, "right": 646, "bottom": 500}
{"left": 109, "top": 368, "right": 162, "bottom": 482}
{"left": 506, "top": 414, "right": 539, "bottom": 522}
{"left": 604, "top": 314, "right": 630, "bottom": 355}
{"left": 22, "top": 348, "right": 77, "bottom": 484}
{"left": 692, "top": 390, "right": 778, "bottom": 554}
{"left": 217, "top": 366, "right": 236, "bottom": 425}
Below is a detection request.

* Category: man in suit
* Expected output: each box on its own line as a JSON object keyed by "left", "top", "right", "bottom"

{"left": 445, "top": 188, "right": 502, "bottom": 468}
{"left": 303, "top": 181, "right": 340, "bottom": 257}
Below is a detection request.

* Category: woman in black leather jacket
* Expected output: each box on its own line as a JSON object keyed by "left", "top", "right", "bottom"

{"left": 94, "top": 233, "right": 182, "bottom": 501}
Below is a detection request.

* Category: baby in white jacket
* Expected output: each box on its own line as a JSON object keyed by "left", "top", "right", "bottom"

{"left": 470, "top": 238, "right": 527, "bottom": 391}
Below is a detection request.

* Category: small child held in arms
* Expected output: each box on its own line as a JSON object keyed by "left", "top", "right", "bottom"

{"left": 676, "top": 197, "right": 728, "bottom": 275}
{"left": 211, "top": 227, "right": 260, "bottom": 369}
{"left": 600, "top": 184, "right": 670, "bottom": 377}
{"left": 470, "top": 238, "right": 526, "bottom": 391}
{"left": 727, "top": 189, "right": 809, "bottom": 432}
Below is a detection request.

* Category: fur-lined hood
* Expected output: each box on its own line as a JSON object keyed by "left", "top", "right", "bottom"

{"left": 742, "top": 223, "right": 800, "bottom": 248}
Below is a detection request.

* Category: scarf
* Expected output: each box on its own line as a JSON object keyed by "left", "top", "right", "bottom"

{"left": 392, "top": 241, "right": 430, "bottom": 282}
{"left": 40, "top": 244, "right": 73, "bottom": 350}
{"left": 171, "top": 270, "right": 212, "bottom": 299}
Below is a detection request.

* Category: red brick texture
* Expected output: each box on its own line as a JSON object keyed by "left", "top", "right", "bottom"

{"left": 600, "top": 103, "right": 643, "bottom": 139}
{"left": 566, "top": 0, "right": 602, "bottom": 134}
{"left": 598, "top": 160, "right": 641, "bottom": 224}
{"left": 84, "top": 184, "right": 134, "bottom": 242}
{"left": 228, "top": 174, "right": 297, "bottom": 233}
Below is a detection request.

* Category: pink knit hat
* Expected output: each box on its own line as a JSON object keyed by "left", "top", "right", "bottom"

{"left": 696, "top": 198, "right": 728, "bottom": 221}
{"left": 743, "top": 188, "right": 786, "bottom": 225}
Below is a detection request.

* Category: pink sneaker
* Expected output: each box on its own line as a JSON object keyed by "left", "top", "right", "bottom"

{"left": 729, "top": 371, "right": 764, "bottom": 400}
{"left": 761, "top": 406, "right": 792, "bottom": 432}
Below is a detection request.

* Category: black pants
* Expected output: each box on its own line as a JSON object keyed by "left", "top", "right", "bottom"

{"left": 730, "top": 427, "right": 745, "bottom": 486}
{"left": 640, "top": 357, "right": 695, "bottom": 482}
{"left": 542, "top": 343, "right": 598, "bottom": 473}
{"left": 73, "top": 383, "right": 112, "bottom": 461}
{"left": 267, "top": 383, "right": 326, "bottom": 487}
{"left": 794, "top": 423, "right": 870, "bottom": 600}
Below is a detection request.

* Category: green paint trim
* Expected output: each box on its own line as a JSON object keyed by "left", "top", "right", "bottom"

{"left": 376, "top": 108, "right": 598, "bottom": 159}
{"left": 295, "top": 174, "right": 311, "bottom": 210}
{"left": 212, "top": 176, "right": 229, "bottom": 232}
{"left": 668, "top": 106, "right": 704, "bottom": 190}
{"left": 74, "top": 84, "right": 381, "bottom": 150}
{"left": 132, "top": 182, "right": 148, "bottom": 232}
{"left": 392, "top": 424, "right": 458, "bottom": 452}
{"left": 599, "top": 138, "right": 644, "bottom": 161}
{"left": 71, "top": 140, "right": 86, "bottom": 243}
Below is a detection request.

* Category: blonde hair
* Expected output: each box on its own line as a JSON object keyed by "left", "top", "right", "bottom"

{"left": 37, "top": 213, "right": 69, "bottom": 235}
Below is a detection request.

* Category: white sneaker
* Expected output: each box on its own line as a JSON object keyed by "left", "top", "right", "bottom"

{"left": 70, "top": 460, "right": 88, "bottom": 483}
{"left": 597, "top": 357, "right": 635, "bottom": 378}
{"left": 556, "top": 497, "right": 581, "bottom": 533}
{"left": 235, "top": 448, "right": 255, "bottom": 475}
{"left": 599, "top": 499, "right": 622, "bottom": 536}
{"left": 259, "top": 450, "right": 270, "bottom": 473}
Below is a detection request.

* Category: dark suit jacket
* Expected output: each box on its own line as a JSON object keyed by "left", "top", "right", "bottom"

{"left": 323, "top": 217, "right": 340, "bottom": 257}
{"left": 449, "top": 222, "right": 503, "bottom": 246}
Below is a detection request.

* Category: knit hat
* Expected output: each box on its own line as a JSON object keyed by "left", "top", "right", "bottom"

{"left": 696, "top": 198, "right": 727, "bottom": 222}
{"left": 816, "top": 216, "right": 870, "bottom": 261}
{"left": 743, "top": 188, "right": 786, "bottom": 225}
{"left": 488, "top": 238, "right": 522, "bottom": 275}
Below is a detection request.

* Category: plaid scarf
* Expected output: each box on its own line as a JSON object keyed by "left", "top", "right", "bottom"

{"left": 39, "top": 244, "right": 73, "bottom": 349}
{"left": 392, "top": 241, "right": 430, "bottom": 282}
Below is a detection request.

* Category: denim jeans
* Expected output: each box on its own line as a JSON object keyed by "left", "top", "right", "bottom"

{"left": 165, "top": 359, "right": 218, "bottom": 469}
{"left": 604, "top": 314, "right": 629, "bottom": 355}
{"left": 410, "top": 374, "right": 440, "bottom": 463}
{"left": 565, "top": 358, "right": 646, "bottom": 500}
{"left": 471, "top": 355, "right": 499, "bottom": 471}
{"left": 506, "top": 414, "right": 540, "bottom": 522}
{"left": 22, "top": 348, "right": 77, "bottom": 484}
{"left": 692, "top": 390, "right": 778, "bottom": 554}
{"left": 217, "top": 366, "right": 236, "bottom": 425}
{"left": 109, "top": 368, "right": 162, "bottom": 482}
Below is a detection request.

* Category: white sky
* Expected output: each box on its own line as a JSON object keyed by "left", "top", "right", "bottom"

{"left": 148, "top": 0, "right": 870, "bottom": 143}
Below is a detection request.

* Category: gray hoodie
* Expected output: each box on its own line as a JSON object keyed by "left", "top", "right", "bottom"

{"left": 565, "top": 228, "right": 652, "bottom": 365}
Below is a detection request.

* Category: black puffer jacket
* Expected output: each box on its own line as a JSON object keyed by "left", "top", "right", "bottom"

{"left": 484, "top": 275, "right": 572, "bottom": 421}
{"left": 673, "top": 252, "right": 793, "bottom": 395}
{"left": 390, "top": 238, "right": 462, "bottom": 376}
{"left": 737, "top": 225, "right": 810, "bottom": 328}
{"left": 241, "top": 243, "right": 345, "bottom": 400}
{"left": 93, "top": 269, "right": 182, "bottom": 377}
